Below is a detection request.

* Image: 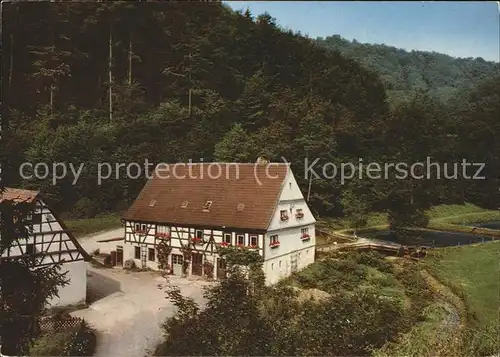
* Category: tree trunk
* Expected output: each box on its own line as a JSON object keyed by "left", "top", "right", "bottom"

{"left": 188, "top": 51, "right": 192, "bottom": 116}
{"left": 50, "top": 31, "right": 56, "bottom": 112}
{"left": 128, "top": 32, "right": 132, "bottom": 85}
{"left": 9, "top": 34, "right": 14, "bottom": 85}
{"left": 410, "top": 180, "right": 414, "bottom": 205}
{"left": 97, "top": 74, "right": 101, "bottom": 106}
{"left": 50, "top": 86, "right": 54, "bottom": 114}
{"left": 109, "top": 23, "right": 113, "bottom": 121}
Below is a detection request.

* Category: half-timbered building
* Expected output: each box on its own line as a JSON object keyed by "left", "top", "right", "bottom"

{"left": 121, "top": 162, "right": 316, "bottom": 285}
{"left": 0, "top": 188, "right": 89, "bottom": 306}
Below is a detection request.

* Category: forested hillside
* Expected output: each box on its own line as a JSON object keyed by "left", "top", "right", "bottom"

{"left": 316, "top": 35, "right": 500, "bottom": 104}
{"left": 2, "top": 2, "right": 499, "bottom": 224}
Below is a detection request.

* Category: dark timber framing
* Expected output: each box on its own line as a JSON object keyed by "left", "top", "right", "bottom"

{"left": 0, "top": 192, "right": 91, "bottom": 266}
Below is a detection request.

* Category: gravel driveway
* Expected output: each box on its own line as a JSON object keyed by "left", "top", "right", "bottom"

{"left": 72, "top": 230, "right": 210, "bottom": 357}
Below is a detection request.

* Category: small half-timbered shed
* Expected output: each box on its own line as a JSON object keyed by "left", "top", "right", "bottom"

{"left": 122, "top": 162, "right": 316, "bottom": 285}
{"left": 0, "top": 188, "right": 89, "bottom": 307}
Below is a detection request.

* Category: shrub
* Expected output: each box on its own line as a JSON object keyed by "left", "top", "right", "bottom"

{"left": 71, "top": 197, "right": 100, "bottom": 219}
{"left": 354, "top": 251, "right": 394, "bottom": 273}
{"left": 294, "top": 258, "right": 368, "bottom": 293}
{"left": 29, "top": 331, "right": 74, "bottom": 356}
{"left": 66, "top": 321, "right": 97, "bottom": 356}
{"left": 29, "top": 321, "right": 97, "bottom": 356}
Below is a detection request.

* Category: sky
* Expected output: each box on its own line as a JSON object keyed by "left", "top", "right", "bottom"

{"left": 224, "top": 1, "right": 500, "bottom": 62}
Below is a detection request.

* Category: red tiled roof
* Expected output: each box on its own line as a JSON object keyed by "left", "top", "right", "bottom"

{"left": 0, "top": 188, "right": 39, "bottom": 203}
{"left": 122, "top": 163, "right": 290, "bottom": 231}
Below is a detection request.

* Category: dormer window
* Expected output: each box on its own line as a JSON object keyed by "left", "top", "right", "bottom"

{"left": 203, "top": 201, "right": 213, "bottom": 211}
{"left": 181, "top": 200, "right": 188, "bottom": 208}
{"left": 149, "top": 199, "right": 156, "bottom": 207}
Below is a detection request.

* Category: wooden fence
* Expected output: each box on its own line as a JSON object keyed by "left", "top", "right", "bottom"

{"left": 39, "top": 316, "right": 84, "bottom": 333}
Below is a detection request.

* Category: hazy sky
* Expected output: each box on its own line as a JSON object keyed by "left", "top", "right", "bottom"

{"left": 225, "top": 1, "right": 500, "bottom": 62}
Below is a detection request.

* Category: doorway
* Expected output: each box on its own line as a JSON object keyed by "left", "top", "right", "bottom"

{"left": 217, "top": 258, "right": 227, "bottom": 280}
{"left": 172, "top": 254, "right": 183, "bottom": 276}
{"left": 191, "top": 252, "right": 203, "bottom": 276}
{"left": 116, "top": 245, "right": 123, "bottom": 266}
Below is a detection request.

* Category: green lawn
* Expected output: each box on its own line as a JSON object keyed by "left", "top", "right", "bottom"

{"left": 424, "top": 241, "right": 500, "bottom": 328}
{"left": 322, "top": 203, "right": 500, "bottom": 234}
{"left": 427, "top": 203, "right": 500, "bottom": 225}
{"left": 65, "top": 213, "right": 122, "bottom": 238}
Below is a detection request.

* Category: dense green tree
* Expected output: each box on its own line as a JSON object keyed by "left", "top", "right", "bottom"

{"left": 2, "top": 1, "right": 497, "bottom": 220}
{"left": 0, "top": 190, "right": 68, "bottom": 355}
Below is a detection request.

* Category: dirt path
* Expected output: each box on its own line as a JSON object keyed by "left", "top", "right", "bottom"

{"left": 72, "top": 229, "right": 211, "bottom": 357}
{"left": 420, "top": 269, "right": 466, "bottom": 331}
{"left": 72, "top": 265, "right": 210, "bottom": 357}
{"left": 77, "top": 227, "right": 124, "bottom": 255}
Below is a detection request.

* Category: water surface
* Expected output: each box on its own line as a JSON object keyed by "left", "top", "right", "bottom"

{"left": 364, "top": 229, "right": 495, "bottom": 247}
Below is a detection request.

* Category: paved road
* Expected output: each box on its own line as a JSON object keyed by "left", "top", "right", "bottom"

{"left": 73, "top": 230, "right": 210, "bottom": 357}
{"left": 78, "top": 228, "right": 124, "bottom": 255}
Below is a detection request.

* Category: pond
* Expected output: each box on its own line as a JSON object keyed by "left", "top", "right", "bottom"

{"left": 364, "top": 229, "right": 496, "bottom": 248}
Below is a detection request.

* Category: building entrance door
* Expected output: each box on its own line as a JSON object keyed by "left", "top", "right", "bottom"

{"left": 172, "top": 254, "right": 183, "bottom": 275}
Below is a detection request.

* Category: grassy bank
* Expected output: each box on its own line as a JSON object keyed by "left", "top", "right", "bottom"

{"left": 65, "top": 213, "right": 122, "bottom": 238}
{"left": 424, "top": 241, "right": 500, "bottom": 328}
{"left": 323, "top": 203, "right": 500, "bottom": 235}
{"left": 424, "top": 222, "right": 500, "bottom": 238}
{"left": 375, "top": 242, "right": 500, "bottom": 356}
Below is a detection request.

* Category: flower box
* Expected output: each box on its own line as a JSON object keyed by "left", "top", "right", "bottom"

{"left": 192, "top": 237, "right": 204, "bottom": 245}
{"left": 301, "top": 234, "right": 310, "bottom": 241}
{"left": 155, "top": 232, "right": 170, "bottom": 239}
{"left": 280, "top": 216, "right": 289, "bottom": 222}
{"left": 295, "top": 212, "right": 304, "bottom": 219}
{"left": 269, "top": 241, "right": 280, "bottom": 248}
{"left": 133, "top": 230, "right": 147, "bottom": 235}
{"left": 219, "top": 242, "right": 230, "bottom": 247}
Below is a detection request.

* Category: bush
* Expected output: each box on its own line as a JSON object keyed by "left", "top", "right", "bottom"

{"left": 29, "top": 331, "right": 74, "bottom": 356}
{"left": 354, "top": 251, "right": 394, "bottom": 273}
{"left": 28, "top": 321, "right": 97, "bottom": 356}
{"left": 294, "top": 258, "right": 368, "bottom": 292}
{"left": 67, "top": 321, "right": 97, "bottom": 356}
{"left": 71, "top": 197, "right": 101, "bottom": 218}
